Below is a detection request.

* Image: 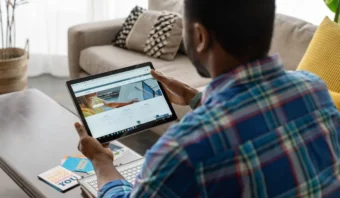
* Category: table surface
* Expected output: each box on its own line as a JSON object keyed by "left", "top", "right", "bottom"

{"left": 0, "top": 168, "right": 29, "bottom": 198}
{"left": 0, "top": 89, "right": 150, "bottom": 198}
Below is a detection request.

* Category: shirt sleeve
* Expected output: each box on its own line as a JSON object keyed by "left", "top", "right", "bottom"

{"left": 98, "top": 180, "right": 133, "bottom": 198}
{"left": 98, "top": 124, "right": 198, "bottom": 198}
{"left": 131, "top": 131, "right": 198, "bottom": 198}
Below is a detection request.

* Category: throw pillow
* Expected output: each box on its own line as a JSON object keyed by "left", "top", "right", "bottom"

{"left": 148, "top": 0, "right": 186, "bottom": 54}
{"left": 113, "top": 6, "right": 183, "bottom": 61}
{"left": 114, "top": 6, "right": 146, "bottom": 49}
{"left": 330, "top": 91, "right": 340, "bottom": 111}
{"left": 297, "top": 17, "right": 340, "bottom": 93}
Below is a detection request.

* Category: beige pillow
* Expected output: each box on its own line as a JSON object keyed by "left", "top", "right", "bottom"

{"left": 113, "top": 6, "right": 183, "bottom": 61}
{"left": 148, "top": 0, "right": 186, "bottom": 54}
{"left": 148, "top": 0, "right": 183, "bottom": 15}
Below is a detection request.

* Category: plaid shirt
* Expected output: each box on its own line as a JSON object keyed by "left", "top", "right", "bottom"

{"left": 99, "top": 55, "right": 340, "bottom": 198}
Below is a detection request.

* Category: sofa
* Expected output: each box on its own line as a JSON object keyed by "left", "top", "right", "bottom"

{"left": 67, "top": 0, "right": 327, "bottom": 135}
{"left": 68, "top": 0, "right": 317, "bottom": 90}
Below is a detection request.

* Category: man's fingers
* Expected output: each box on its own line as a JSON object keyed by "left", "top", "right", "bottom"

{"left": 151, "top": 70, "right": 169, "bottom": 85}
{"left": 102, "top": 143, "right": 110, "bottom": 148}
{"left": 151, "top": 70, "right": 188, "bottom": 96}
{"left": 77, "top": 142, "right": 81, "bottom": 152}
{"left": 75, "top": 122, "right": 87, "bottom": 138}
{"left": 150, "top": 70, "right": 163, "bottom": 80}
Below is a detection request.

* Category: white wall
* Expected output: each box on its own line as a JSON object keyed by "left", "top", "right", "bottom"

{"left": 12, "top": 0, "right": 148, "bottom": 77}
{"left": 10, "top": 0, "right": 334, "bottom": 77}
{"left": 276, "top": 0, "right": 335, "bottom": 25}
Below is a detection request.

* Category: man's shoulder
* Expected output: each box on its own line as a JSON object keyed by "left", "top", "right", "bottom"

{"left": 284, "top": 70, "right": 333, "bottom": 104}
{"left": 285, "top": 70, "right": 327, "bottom": 87}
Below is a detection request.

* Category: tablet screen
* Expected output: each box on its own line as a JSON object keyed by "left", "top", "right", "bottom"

{"left": 69, "top": 65, "right": 176, "bottom": 142}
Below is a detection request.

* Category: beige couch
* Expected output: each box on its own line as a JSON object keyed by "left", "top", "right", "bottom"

{"left": 68, "top": 0, "right": 317, "bottom": 90}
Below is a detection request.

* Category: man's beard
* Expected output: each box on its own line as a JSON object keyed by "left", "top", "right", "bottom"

{"left": 184, "top": 34, "right": 211, "bottom": 78}
{"left": 194, "top": 64, "right": 211, "bottom": 78}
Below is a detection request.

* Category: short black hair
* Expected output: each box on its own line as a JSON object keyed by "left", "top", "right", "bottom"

{"left": 184, "top": 0, "right": 275, "bottom": 61}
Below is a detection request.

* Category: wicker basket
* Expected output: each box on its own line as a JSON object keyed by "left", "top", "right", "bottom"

{"left": 0, "top": 48, "right": 28, "bottom": 94}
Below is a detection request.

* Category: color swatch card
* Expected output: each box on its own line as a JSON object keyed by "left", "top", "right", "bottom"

{"left": 62, "top": 157, "right": 94, "bottom": 173}
{"left": 61, "top": 155, "right": 86, "bottom": 165}
{"left": 38, "top": 166, "right": 81, "bottom": 192}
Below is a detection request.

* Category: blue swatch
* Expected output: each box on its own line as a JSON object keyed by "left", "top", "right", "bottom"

{"left": 62, "top": 157, "right": 94, "bottom": 173}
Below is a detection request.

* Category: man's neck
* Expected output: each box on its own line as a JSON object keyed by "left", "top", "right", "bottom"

{"left": 208, "top": 50, "right": 243, "bottom": 78}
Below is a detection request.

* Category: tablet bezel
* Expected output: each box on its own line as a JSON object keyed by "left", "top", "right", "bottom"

{"left": 66, "top": 62, "right": 178, "bottom": 143}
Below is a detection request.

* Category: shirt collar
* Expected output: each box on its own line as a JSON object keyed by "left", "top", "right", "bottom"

{"left": 202, "top": 54, "right": 284, "bottom": 102}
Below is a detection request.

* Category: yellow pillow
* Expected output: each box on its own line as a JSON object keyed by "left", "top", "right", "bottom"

{"left": 297, "top": 17, "right": 340, "bottom": 93}
{"left": 330, "top": 91, "right": 340, "bottom": 111}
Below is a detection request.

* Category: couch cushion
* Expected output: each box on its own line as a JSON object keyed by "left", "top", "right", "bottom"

{"left": 80, "top": 45, "right": 211, "bottom": 88}
{"left": 269, "top": 14, "right": 317, "bottom": 70}
{"left": 149, "top": 0, "right": 183, "bottom": 15}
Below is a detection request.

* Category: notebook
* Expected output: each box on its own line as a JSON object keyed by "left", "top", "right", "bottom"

{"left": 38, "top": 166, "right": 81, "bottom": 192}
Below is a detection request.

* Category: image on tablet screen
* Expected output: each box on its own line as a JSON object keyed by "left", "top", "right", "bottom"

{"left": 76, "top": 78, "right": 163, "bottom": 118}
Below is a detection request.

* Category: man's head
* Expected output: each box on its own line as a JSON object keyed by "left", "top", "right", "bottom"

{"left": 183, "top": 0, "right": 276, "bottom": 78}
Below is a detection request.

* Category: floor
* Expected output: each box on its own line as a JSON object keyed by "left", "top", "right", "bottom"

{"left": 28, "top": 75, "right": 76, "bottom": 113}
{"left": 0, "top": 75, "right": 161, "bottom": 197}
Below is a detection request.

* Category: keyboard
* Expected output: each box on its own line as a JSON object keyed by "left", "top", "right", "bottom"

{"left": 118, "top": 162, "right": 143, "bottom": 184}
{"left": 88, "top": 180, "right": 98, "bottom": 191}
{"left": 82, "top": 158, "right": 145, "bottom": 194}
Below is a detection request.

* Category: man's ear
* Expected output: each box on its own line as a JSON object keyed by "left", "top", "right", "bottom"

{"left": 193, "top": 23, "right": 210, "bottom": 53}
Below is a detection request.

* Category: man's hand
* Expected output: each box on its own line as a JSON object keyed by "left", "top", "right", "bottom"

{"left": 74, "top": 123, "right": 125, "bottom": 189}
{"left": 74, "top": 122, "right": 113, "bottom": 163}
{"left": 151, "top": 70, "right": 199, "bottom": 106}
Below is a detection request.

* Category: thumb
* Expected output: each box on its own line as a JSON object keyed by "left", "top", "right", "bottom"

{"left": 74, "top": 122, "right": 88, "bottom": 138}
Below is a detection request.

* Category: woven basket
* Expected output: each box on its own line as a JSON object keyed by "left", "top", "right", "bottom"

{"left": 0, "top": 48, "right": 28, "bottom": 94}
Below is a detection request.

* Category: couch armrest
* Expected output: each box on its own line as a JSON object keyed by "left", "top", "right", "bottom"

{"left": 68, "top": 18, "right": 125, "bottom": 79}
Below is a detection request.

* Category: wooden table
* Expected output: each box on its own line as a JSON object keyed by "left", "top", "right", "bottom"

{"left": 0, "top": 89, "right": 149, "bottom": 198}
{"left": 0, "top": 168, "right": 29, "bottom": 198}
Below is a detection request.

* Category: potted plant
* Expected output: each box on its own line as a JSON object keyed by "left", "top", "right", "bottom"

{"left": 0, "top": 0, "right": 29, "bottom": 94}
{"left": 324, "top": 0, "right": 340, "bottom": 23}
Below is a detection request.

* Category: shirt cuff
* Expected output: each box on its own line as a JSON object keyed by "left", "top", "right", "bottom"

{"left": 98, "top": 180, "right": 133, "bottom": 198}
{"left": 190, "top": 92, "right": 203, "bottom": 110}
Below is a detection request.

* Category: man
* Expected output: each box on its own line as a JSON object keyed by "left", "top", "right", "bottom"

{"left": 74, "top": 0, "right": 340, "bottom": 197}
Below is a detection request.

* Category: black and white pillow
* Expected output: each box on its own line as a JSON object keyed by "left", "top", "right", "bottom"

{"left": 144, "top": 13, "right": 178, "bottom": 58}
{"left": 113, "top": 6, "right": 183, "bottom": 61}
{"left": 113, "top": 6, "right": 146, "bottom": 48}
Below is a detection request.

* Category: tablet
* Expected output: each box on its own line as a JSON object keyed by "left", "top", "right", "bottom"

{"left": 66, "top": 62, "right": 177, "bottom": 143}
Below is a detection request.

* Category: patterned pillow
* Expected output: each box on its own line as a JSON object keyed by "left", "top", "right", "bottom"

{"left": 114, "top": 6, "right": 146, "bottom": 48}
{"left": 113, "top": 6, "right": 183, "bottom": 61}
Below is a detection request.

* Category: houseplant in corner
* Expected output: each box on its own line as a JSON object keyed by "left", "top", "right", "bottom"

{"left": 0, "top": 0, "right": 29, "bottom": 94}
{"left": 324, "top": 0, "right": 340, "bottom": 23}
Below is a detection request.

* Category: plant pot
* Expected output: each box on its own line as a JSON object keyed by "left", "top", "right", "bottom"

{"left": 0, "top": 48, "right": 28, "bottom": 94}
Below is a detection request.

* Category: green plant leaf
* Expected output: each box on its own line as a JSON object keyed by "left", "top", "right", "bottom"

{"left": 324, "top": 0, "right": 339, "bottom": 13}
